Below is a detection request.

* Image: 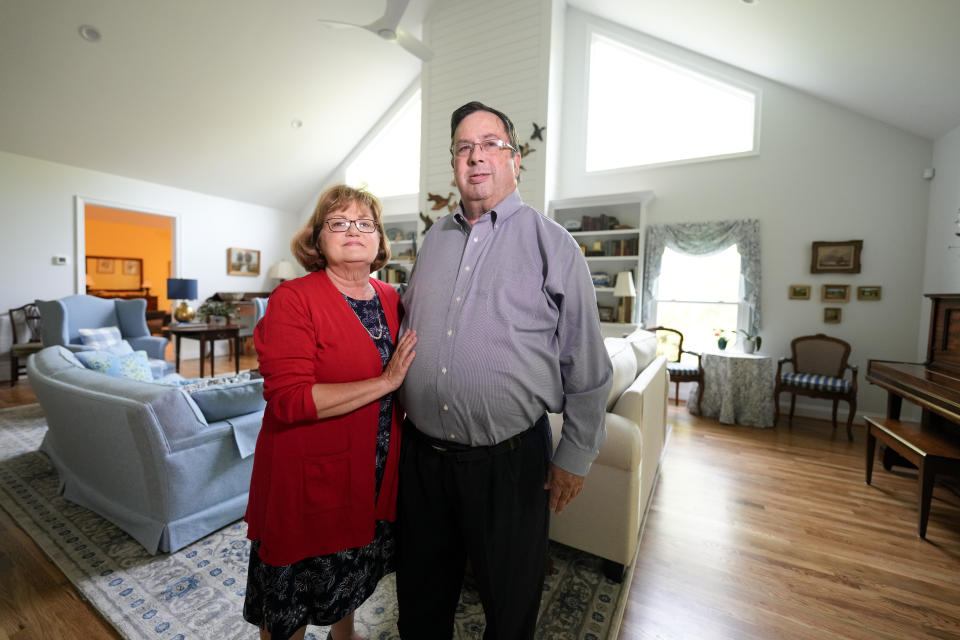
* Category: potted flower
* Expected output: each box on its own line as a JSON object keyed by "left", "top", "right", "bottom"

{"left": 737, "top": 330, "right": 762, "bottom": 354}
{"left": 197, "top": 300, "right": 237, "bottom": 325}
{"left": 713, "top": 328, "right": 735, "bottom": 351}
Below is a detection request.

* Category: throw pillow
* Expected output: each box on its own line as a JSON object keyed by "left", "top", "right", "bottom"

{"left": 75, "top": 348, "right": 153, "bottom": 382}
{"left": 78, "top": 326, "right": 123, "bottom": 348}
{"left": 190, "top": 378, "right": 265, "bottom": 422}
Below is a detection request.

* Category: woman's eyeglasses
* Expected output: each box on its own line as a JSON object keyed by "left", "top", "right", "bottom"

{"left": 323, "top": 218, "right": 378, "bottom": 233}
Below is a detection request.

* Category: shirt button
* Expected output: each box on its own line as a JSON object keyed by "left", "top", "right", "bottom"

{"left": 464, "top": 265, "right": 471, "bottom": 271}
{"left": 473, "top": 237, "right": 479, "bottom": 242}
{"left": 456, "top": 296, "right": 461, "bottom": 302}
{"left": 447, "top": 330, "right": 452, "bottom": 336}
{"left": 450, "top": 434, "right": 457, "bottom": 439}
{"left": 441, "top": 367, "right": 447, "bottom": 374}
{"left": 443, "top": 404, "right": 449, "bottom": 411}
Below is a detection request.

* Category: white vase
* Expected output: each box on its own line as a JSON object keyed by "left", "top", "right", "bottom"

{"left": 743, "top": 338, "right": 756, "bottom": 354}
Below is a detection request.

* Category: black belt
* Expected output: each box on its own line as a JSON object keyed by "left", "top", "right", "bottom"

{"left": 405, "top": 415, "right": 547, "bottom": 463}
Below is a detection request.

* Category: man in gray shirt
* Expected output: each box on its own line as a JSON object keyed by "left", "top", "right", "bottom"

{"left": 396, "top": 101, "right": 613, "bottom": 639}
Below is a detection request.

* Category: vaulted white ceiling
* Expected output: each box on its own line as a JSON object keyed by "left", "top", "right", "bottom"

{"left": 2, "top": 0, "right": 958, "bottom": 213}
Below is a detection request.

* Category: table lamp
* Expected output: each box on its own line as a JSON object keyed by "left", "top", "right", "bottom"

{"left": 613, "top": 271, "right": 636, "bottom": 323}
{"left": 167, "top": 278, "right": 198, "bottom": 323}
{"left": 267, "top": 260, "right": 297, "bottom": 282}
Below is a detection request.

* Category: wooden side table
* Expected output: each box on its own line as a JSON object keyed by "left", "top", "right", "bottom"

{"left": 166, "top": 324, "right": 241, "bottom": 377}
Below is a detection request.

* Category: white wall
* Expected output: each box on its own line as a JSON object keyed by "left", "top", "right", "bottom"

{"left": 558, "top": 9, "right": 934, "bottom": 419}
{"left": 0, "top": 151, "right": 300, "bottom": 373}
{"left": 919, "top": 123, "right": 960, "bottom": 355}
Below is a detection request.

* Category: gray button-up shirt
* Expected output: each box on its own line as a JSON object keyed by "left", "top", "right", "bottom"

{"left": 398, "top": 190, "right": 613, "bottom": 476}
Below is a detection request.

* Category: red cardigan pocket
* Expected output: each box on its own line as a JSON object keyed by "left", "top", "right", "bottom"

{"left": 302, "top": 455, "right": 351, "bottom": 514}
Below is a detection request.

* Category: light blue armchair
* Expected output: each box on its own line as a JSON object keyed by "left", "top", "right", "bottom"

{"left": 36, "top": 295, "right": 173, "bottom": 376}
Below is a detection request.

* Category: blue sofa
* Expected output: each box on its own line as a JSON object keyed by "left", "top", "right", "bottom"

{"left": 35, "top": 295, "right": 174, "bottom": 378}
{"left": 28, "top": 345, "right": 265, "bottom": 554}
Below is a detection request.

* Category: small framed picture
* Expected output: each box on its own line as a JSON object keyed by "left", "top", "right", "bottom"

{"left": 122, "top": 259, "right": 140, "bottom": 276}
{"left": 788, "top": 284, "right": 811, "bottom": 300}
{"left": 857, "top": 286, "right": 882, "bottom": 301}
{"left": 821, "top": 284, "right": 850, "bottom": 302}
{"left": 96, "top": 258, "right": 114, "bottom": 274}
{"left": 227, "top": 247, "right": 261, "bottom": 276}
{"left": 598, "top": 305, "right": 616, "bottom": 322}
{"left": 811, "top": 240, "right": 863, "bottom": 274}
{"left": 824, "top": 307, "right": 842, "bottom": 323}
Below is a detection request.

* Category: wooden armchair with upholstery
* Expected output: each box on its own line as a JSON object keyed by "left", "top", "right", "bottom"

{"left": 8, "top": 303, "right": 44, "bottom": 386}
{"left": 650, "top": 326, "right": 703, "bottom": 407}
{"left": 774, "top": 333, "right": 858, "bottom": 440}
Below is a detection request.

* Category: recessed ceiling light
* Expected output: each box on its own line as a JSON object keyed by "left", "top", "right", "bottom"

{"left": 741, "top": 0, "right": 756, "bottom": 4}
{"left": 290, "top": 119, "right": 303, "bottom": 129}
{"left": 78, "top": 24, "right": 101, "bottom": 42}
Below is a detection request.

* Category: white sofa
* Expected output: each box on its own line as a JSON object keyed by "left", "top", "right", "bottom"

{"left": 548, "top": 328, "right": 669, "bottom": 580}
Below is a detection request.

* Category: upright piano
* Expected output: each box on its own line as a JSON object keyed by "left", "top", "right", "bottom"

{"left": 867, "top": 293, "right": 960, "bottom": 428}
{"left": 866, "top": 293, "right": 960, "bottom": 537}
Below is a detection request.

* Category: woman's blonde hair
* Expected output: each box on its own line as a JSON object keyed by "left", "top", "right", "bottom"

{"left": 291, "top": 185, "right": 391, "bottom": 273}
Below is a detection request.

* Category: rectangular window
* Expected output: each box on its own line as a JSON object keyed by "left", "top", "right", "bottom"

{"left": 654, "top": 246, "right": 743, "bottom": 353}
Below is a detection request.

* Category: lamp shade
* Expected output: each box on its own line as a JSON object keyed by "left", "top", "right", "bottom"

{"left": 267, "top": 260, "right": 297, "bottom": 280}
{"left": 167, "top": 278, "right": 198, "bottom": 300}
{"left": 613, "top": 271, "right": 636, "bottom": 298}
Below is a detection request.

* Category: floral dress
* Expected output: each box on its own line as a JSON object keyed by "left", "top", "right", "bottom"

{"left": 243, "top": 294, "right": 395, "bottom": 640}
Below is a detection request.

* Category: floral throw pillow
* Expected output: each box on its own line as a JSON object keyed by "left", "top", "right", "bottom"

{"left": 75, "top": 349, "right": 153, "bottom": 382}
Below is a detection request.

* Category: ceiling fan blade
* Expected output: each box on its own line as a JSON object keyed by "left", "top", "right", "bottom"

{"left": 365, "top": 0, "right": 411, "bottom": 34}
{"left": 395, "top": 28, "right": 434, "bottom": 62}
{"left": 317, "top": 19, "right": 364, "bottom": 30}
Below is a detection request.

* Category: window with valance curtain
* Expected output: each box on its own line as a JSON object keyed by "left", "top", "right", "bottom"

{"left": 641, "top": 219, "right": 761, "bottom": 335}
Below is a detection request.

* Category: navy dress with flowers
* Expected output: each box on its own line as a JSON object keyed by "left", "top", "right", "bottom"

{"left": 243, "top": 294, "right": 394, "bottom": 639}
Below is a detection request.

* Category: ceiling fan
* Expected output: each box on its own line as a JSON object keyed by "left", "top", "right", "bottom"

{"left": 318, "top": 0, "right": 434, "bottom": 62}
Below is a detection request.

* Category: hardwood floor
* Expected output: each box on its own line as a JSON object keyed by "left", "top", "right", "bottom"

{"left": 621, "top": 405, "right": 960, "bottom": 640}
{"left": 3, "top": 364, "right": 960, "bottom": 639}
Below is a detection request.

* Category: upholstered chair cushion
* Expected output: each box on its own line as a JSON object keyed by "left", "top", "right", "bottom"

{"left": 780, "top": 372, "right": 852, "bottom": 393}
{"left": 603, "top": 337, "right": 639, "bottom": 411}
{"left": 189, "top": 379, "right": 266, "bottom": 423}
{"left": 666, "top": 362, "right": 700, "bottom": 377}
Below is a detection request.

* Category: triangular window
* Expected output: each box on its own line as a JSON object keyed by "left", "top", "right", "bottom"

{"left": 586, "top": 34, "right": 758, "bottom": 172}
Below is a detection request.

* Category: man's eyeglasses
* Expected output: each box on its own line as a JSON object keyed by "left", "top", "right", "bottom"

{"left": 451, "top": 138, "right": 517, "bottom": 158}
{"left": 323, "top": 218, "right": 378, "bottom": 233}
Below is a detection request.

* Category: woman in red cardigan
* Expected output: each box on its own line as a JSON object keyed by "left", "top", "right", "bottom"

{"left": 243, "top": 185, "right": 417, "bottom": 640}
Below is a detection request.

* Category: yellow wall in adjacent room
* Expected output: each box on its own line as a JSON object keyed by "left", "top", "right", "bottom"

{"left": 84, "top": 206, "right": 173, "bottom": 311}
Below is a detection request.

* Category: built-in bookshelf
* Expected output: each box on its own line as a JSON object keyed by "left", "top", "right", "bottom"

{"left": 548, "top": 191, "right": 655, "bottom": 336}
{"left": 379, "top": 212, "right": 418, "bottom": 286}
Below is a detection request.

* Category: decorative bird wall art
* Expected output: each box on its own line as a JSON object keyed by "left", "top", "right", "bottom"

{"left": 427, "top": 191, "right": 457, "bottom": 212}
{"left": 419, "top": 211, "right": 435, "bottom": 234}
{"left": 531, "top": 122, "right": 545, "bottom": 141}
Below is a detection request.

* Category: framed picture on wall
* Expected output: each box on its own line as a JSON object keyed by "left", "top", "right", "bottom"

{"left": 788, "top": 284, "right": 811, "bottom": 300}
{"left": 824, "top": 307, "right": 842, "bottom": 323}
{"left": 96, "top": 258, "right": 114, "bottom": 274}
{"left": 811, "top": 240, "right": 863, "bottom": 274}
{"left": 227, "top": 247, "right": 261, "bottom": 276}
{"left": 821, "top": 284, "right": 850, "bottom": 302}
{"left": 122, "top": 259, "right": 140, "bottom": 276}
{"left": 857, "top": 286, "right": 882, "bottom": 300}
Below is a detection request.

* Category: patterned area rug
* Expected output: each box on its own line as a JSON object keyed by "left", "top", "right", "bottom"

{"left": 0, "top": 405, "right": 628, "bottom": 639}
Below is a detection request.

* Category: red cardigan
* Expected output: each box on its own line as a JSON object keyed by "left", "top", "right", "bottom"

{"left": 245, "top": 270, "right": 402, "bottom": 566}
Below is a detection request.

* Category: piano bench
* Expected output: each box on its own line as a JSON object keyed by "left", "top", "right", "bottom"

{"left": 864, "top": 416, "right": 960, "bottom": 539}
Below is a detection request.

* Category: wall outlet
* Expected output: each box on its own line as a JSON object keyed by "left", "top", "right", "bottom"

{"left": 52, "top": 255, "right": 68, "bottom": 265}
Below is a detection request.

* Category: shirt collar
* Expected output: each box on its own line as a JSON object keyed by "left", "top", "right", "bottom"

{"left": 453, "top": 189, "right": 523, "bottom": 230}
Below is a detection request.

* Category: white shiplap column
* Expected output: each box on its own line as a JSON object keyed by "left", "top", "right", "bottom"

{"left": 418, "top": 0, "right": 563, "bottom": 218}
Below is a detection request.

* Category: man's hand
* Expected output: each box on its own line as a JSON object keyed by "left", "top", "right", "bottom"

{"left": 544, "top": 464, "right": 585, "bottom": 515}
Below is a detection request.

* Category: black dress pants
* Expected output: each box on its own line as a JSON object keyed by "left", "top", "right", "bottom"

{"left": 396, "top": 417, "right": 551, "bottom": 640}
